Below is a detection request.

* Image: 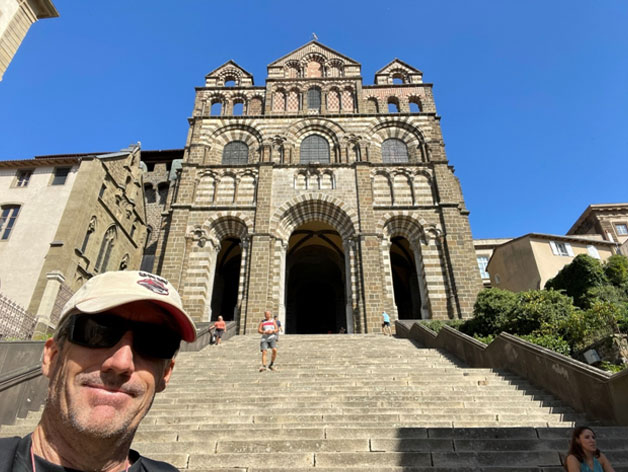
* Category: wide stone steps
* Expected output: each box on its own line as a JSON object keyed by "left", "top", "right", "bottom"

{"left": 3, "top": 334, "right": 627, "bottom": 471}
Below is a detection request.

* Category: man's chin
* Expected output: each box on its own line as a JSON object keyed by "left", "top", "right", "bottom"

{"left": 69, "top": 409, "right": 135, "bottom": 440}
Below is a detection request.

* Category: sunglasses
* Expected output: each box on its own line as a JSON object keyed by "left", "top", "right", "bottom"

{"left": 67, "top": 314, "right": 181, "bottom": 359}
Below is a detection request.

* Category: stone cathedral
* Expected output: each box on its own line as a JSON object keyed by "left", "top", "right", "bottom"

{"left": 156, "top": 41, "right": 483, "bottom": 335}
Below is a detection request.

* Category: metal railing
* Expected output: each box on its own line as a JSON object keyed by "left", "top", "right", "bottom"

{"left": 0, "top": 293, "right": 36, "bottom": 340}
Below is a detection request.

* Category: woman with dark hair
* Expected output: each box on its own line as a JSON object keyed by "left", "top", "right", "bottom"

{"left": 565, "top": 426, "right": 615, "bottom": 472}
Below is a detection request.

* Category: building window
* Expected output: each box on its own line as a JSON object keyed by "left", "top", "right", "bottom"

{"left": 232, "top": 101, "right": 244, "bottom": 116}
{"left": 587, "top": 245, "right": 601, "bottom": 259}
{"left": 382, "top": 139, "right": 409, "bottom": 163}
{"left": 15, "top": 170, "right": 33, "bottom": 187}
{"left": 477, "top": 256, "right": 490, "bottom": 279}
{"left": 387, "top": 98, "right": 400, "bottom": 113}
{"left": 99, "top": 184, "right": 106, "bottom": 199}
{"left": 550, "top": 241, "right": 573, "bottom": 257}
{"left": 157, "top": 182, "right": 169, "bottom": 205}
{"left": 52, "top": 167, "right": 71, "bottom": 186}
{"left": 144, "top": 184, "right": 156, "bottom": 203}
{"left": 0, "top": 205, "right": 20, "bottom": 240}
{"left": 615, "top": 224, "right": 628, "bottom": 235}
{"left": 222, "top": 141, "right": 249, "bottom": 165}
{"left": 307, "top": 87, "right": 321, "bottom": 111}
{"left": 95, "top": 226, "right": 117, "bottom": 273}
{"left": 211, "top": 101, "right": 222, "bottom": 116}
{"left": 300, "top": 135, "right": 330, "bottom": 164}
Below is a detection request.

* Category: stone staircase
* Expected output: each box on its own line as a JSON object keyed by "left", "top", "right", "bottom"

{"left": 2, "top": 334, "right": 627, "bottom": 471}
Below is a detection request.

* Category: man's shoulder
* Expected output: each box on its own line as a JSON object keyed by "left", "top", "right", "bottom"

{"left": 0, "top": 436, "right": 25, "bottom": 472}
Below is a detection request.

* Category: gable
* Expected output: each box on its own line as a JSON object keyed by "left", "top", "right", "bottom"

{"left": 375, "top": 59, "right": 423, "bottom": 85}
{"left": 267, "top": 41, "right": 362, "bottom": 79}
{"left": 205, "top": 60, "right": 254, "bottom": 87}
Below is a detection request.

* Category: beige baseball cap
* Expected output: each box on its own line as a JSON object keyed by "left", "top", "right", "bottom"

{"left": 60, "top": 271, "right": 196, "bottom": 342}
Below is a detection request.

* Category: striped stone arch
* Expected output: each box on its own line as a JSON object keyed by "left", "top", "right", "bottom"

{"left": 286, "top": 118, "right": 345, "bottom": 147}
{"left": 202, "top": 213, "right": 253, "bottom": 242}
{"left": 208, "top": 93, "right": 226, "bottom": 105}
{"left": 368, "top": 119, "right": 425, "bottom": 147}
{"left": 217, "top": 68, "right": 244, "bottom": 85}
{"left": 376, "top": 213, "right": 432, "bottom": 243}
{"left": 210, "top": 124, "right": 263, "bottom": 149}
{"left": 271, "top": 194, "right": 358, "bottom": 241}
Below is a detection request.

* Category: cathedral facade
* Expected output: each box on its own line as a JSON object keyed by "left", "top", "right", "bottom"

{"left": 157, "top": 42, "right": 482, "bottom": 334}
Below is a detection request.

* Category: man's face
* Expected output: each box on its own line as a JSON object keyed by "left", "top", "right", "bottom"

{"left": 42, "top": 302, "right": 175, "bottom": 440}
{"left": 264, "top": 311, "right": 272, "bottom": 320}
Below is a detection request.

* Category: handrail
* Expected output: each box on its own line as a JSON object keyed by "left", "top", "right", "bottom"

{"left": 396, "top": 320, "right": 628, "bottom": 425}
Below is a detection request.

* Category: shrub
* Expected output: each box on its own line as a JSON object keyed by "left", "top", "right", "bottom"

{"left": 461, "top": 288, "right": 516, "bottom": 337}
{"left": 519, "top": 333, "right": 571, "bottom": 356}
{"left": 422, "top": 319, "right": 464, "bottom": 333}
{"left": 604, "top": 255, "right": 628, "bottom": 287}
{"left": 500, "top": 290, "right": 575, "bottom": 337}
{"left": 599, "top": 361, "right": 627, "bottom": 374}
{"left": 584, "top": 284, "right": 628, "bottom": 309}
{"left": 545, "top": 254, "right": 607, "bottom": 307}
{"left": 563, "top": 301, "right": 621, "bottom": 351}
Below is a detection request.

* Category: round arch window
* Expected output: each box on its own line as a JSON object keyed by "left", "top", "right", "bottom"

{"left": 222, "top": 141, "right": 249, "bottom": 165}
{"left": 300, "top": 135, "right": 329, "bottom": 164}
{"left": 382, "top": 138, "right": 409, "bottom": 163}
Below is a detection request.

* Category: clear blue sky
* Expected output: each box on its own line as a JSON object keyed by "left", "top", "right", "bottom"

{"left": 1, "top": 1, "right": 626, "bottom": 239}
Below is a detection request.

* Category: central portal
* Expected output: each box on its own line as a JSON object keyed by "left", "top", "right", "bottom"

{"left": 285, "top": 221, "right": 346, "bottom": 334}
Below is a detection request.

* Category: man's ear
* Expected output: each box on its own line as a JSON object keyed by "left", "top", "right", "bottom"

{"left": 156, "top": 359, "right": 175, "bottom": 393}
{"left": 42, "top": 338, "right": 59, "bottom": 379}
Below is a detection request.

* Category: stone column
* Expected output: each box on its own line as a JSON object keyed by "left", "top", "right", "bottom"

{"left": 277, "top": 239, "right": 288, "bottom": 325}
{"left": 33, "top": 271, "right": 65, "bottom": 337}
{"left": 380, "top": 237, "right": 399, "bottom": 320}
{"left": 234, "top": 237, "right": 250, "bottom": 331}
{"left": 342, "top": 238, "right": 357, "bottom": 334}
{"left": 410, "top": 239, "right": 431, "bottom": 319}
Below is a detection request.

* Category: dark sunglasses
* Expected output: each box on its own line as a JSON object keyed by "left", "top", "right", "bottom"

{"left": 68, "top": 314, "right": 181, "bottom": 359}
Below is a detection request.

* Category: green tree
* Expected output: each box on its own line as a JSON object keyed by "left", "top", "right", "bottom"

{"left": 604, "top": 254, "right": 628, "bottom": 287}
{"left": 500, "top": 290, "right": 575, "bottom": 337}
{"left": 461, "top": 288, "right": 516, "bottom": 337}
{"left": 545, "top": 254, "right": 607, "bottom": 307}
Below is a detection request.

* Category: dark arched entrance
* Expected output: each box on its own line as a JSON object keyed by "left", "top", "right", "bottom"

{"left": 285, "top": 222, "right": 346, "bottom": 334}
{"left": 210, "top": 237, "right": 241, "bottom": 321}
{"left": 390, "top": 236, "right": 422, "bottom": 319}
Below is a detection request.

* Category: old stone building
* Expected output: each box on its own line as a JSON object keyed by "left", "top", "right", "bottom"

{"left": 155, "top": 41, "right": 482, "bottom": 334}
{"left": 0, "top": 145, "right": 148, "bottom": 334}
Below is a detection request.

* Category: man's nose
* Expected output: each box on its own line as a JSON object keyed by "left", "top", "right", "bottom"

{"left": 101, "top": 331, "right": 135, "bottom": 375}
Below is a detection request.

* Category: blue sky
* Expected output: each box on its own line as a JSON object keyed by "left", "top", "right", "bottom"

{"left": 1, "top": 1, "right": 626, "bottom": 239}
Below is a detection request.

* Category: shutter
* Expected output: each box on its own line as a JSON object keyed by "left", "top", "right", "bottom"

{"left": 566, "top": 243, "right": 574, "bottom": 256}
{"left": 587, "top": 245, "right": 601, "bottom": 259}
{"left": 549, "top": 241, "right": 559, "bottom": 255}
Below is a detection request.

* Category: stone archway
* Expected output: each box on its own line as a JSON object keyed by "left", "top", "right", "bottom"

{"left": 285, "top": 221, "right": 346, "bottom": 334}
{"left": 209, "top": 237, "right": 242, "bottom": 321}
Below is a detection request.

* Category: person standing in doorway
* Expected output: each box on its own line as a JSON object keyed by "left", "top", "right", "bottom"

{"left": 382, "top": 311, "right": 392, "bottom": 336}
{"left": 258, "top": 311, "right": 278, "bottom": 371}
{"left": 212, "top": 315, "right": 226, "bottom": 345}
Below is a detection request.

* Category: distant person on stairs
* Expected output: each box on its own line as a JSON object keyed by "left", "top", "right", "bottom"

{"left": 211, "top": 315, "right": 226, "bottom": 345}
{"left": 0, "top": 270, "right": 196, "bottom": 472}
{"left": 258, "top": 310, "right": 279, "bottom": 371}
{"left": 565, "top": 426, "right": 615, "bottom": 472}
{"left": 382, "top": 311, "right": 392, "bottom": 336}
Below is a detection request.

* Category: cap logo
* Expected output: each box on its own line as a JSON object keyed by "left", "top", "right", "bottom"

{"left": 137, "top": 278, "right": 169, "bottom": 296}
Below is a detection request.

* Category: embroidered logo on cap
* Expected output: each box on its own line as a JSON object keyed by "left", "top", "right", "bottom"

{"left": 137, "top": 278, "right": 169, "bottom": 296}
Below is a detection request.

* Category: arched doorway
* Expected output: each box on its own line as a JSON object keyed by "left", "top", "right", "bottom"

{"left": 210, "top": 237, "right": 242, "bottom": 321}
{"left": 390, "top": 236, "right": 422, "bottom": 319}
{"left": 285, "top": 221, "right": 346, "bottom": 334}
